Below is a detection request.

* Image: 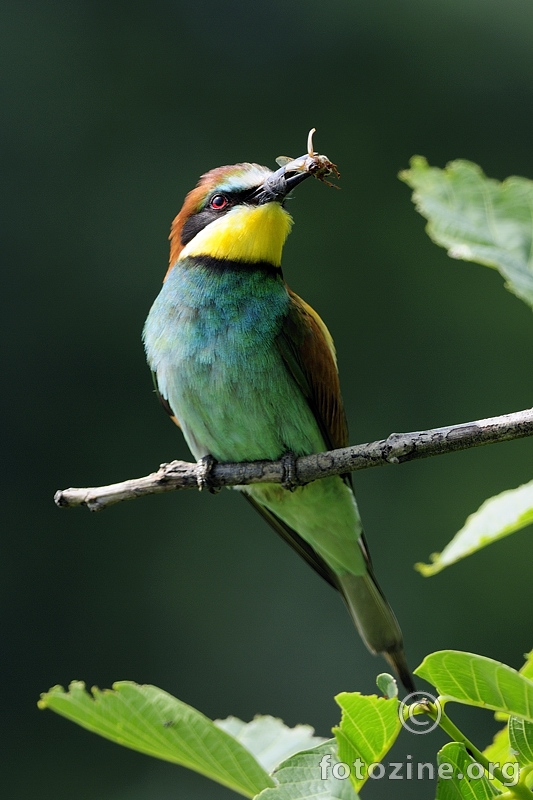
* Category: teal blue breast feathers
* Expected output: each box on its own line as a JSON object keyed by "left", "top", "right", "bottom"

{"left": 144, "top": 260, "right": 325, "bottom": 463}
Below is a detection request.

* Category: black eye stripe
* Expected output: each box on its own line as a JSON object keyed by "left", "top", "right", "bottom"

{"left": 180, "top": 186, "right": 265, "bottom": 247}
{"left": 205, "top": 188, "right": 258, "bottom": 208}
{"left": 181, "top": 210, "right": 219, "bottom": 246}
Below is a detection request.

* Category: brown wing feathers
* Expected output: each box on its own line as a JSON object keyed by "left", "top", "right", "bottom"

{"left": 278, "top": 289, "right": 348, "bottom": 452}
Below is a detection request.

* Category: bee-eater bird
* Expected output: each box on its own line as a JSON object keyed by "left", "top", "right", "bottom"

{"left": 143, "top": 142, "right": 414, "bottom": 692}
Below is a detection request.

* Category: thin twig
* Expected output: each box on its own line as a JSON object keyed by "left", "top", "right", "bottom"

{"left": 54, "top": 407, "right": 533, "bottom": 512}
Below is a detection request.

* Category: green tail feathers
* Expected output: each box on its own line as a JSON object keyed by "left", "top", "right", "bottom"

{"left": 338, "top": 571, "right": 415, "bottom": 694}
{"left": 242, "top": 489, "right": 415, "bottom": 692}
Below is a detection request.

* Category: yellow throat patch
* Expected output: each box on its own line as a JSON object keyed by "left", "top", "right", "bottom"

{"left": 179, "top": 202, "right": 293, "bottom": 267}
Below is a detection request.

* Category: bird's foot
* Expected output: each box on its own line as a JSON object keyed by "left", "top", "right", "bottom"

{"left": 196, "top": 454, "right": 220, "bottom": 493}
{"left": 281, "top": 451, "right": 299, "bottom": 492}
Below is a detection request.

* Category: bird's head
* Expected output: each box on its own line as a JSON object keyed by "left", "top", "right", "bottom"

{"left": 166, "top": 158, "right": 317, "bottom": 278}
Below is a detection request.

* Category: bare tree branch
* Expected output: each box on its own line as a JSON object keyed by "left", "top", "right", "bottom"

{"left": 55, "top": 407, "right": 533, "bottom": 512}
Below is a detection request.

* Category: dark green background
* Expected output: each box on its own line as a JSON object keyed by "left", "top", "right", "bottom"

{"left": 3, "top": 1, "right": 533, "bottom": 797}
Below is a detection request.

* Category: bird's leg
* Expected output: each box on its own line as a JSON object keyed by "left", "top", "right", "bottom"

{"left": 280, "top": 451, "right": 299, "bottom": 492}
{"left": 196, "top": 454, "right": 220, "bottom": 493}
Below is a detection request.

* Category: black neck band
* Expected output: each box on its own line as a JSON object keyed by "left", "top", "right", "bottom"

{"left": 181, "top": 254, "right": 282, "bottom": 278}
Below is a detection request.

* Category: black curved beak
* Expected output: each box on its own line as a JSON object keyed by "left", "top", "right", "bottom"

{"left": 250, "top": 155, "right": 313, "bottom": 205}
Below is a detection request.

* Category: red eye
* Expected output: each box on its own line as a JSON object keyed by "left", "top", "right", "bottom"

{"left": 210, "top": 194, "right": 228, "bottom": 210}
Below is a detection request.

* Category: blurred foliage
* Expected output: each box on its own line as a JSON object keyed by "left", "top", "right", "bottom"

{"left": 399, "top": 157, "right": 533, "bottom": 576}
{"left": 39, "top": 650, "right": 533, "bottom": 798}
{"left": 401, "top": 157, "right": 533, "bottom": 311}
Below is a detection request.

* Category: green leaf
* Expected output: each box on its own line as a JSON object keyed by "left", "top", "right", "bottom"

{"left": 493, "top": 649, "right": 533, "bottom": 722}
{"left": 255, "top": 740, "right": 358, "bottom": 800}
{"left": 436, "top": 742, "right": 499, "bottom": 799}
{"left": 415, "top": 651, "right": 533, "bottom": 720}
{"left": 520, "top": 649, "right": 533, "bottom": 683}
{"left": 332, "top": 692, "right": 401, "bottom": 792}
{"left": 482, "top": 725, "right": 521, "bottom": 793}
{"left": 483, "top": 649, "right": 533, "bottom": 766}
{"left": 214, "top": 715, "right": 326, "bottom": 773}
{"left": 375, "top": 673, "right": 398, "bottom": 699}
{"left": 415, "top": 480, "right": 533, "bottom": 576}
{"left": 509, "top": 716, "right": 533, "bottom": 767}
{"left": 38, "top": 681, "right": 273, "bottom": 798}
{"left": 483, "top": 724, "right": 512, "bottom": 765}
{"left": 400, "top": 156, "right": 533, "bottom": 309}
